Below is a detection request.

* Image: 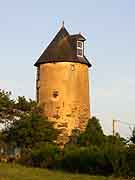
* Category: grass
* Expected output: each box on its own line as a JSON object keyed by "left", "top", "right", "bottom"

{"left": 0, "top": 163, "right": 122, "bottom": 180}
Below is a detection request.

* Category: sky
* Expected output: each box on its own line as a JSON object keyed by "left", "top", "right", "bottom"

{"left": 0, "top": 0, "right": 135, "bottom": 137}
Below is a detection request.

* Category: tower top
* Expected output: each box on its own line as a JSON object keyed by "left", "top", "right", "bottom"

{"left": 34, "top": 26, "right": 91, "bottom": 67}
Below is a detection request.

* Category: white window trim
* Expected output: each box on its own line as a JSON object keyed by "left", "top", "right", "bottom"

{"left": 77, "top": 41, "right": 83, "bottom": 57}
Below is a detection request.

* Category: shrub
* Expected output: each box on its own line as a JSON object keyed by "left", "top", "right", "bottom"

{"left": 103, "top": 144, "right": 135, "bottom": 177}
{"left": 77, "top": 117, "right": 105, "bottom": 147}
{"left": 20, "top": 143, "right": 61, "bottom": 169}
{"left": 103, "top": 144, "right": 126, "bottom": 176}
{"left": 119, "top": 145, "right": 135, "bottom": 177}
{"left": 61, "top": 145, "right": 113, "bottom": 175}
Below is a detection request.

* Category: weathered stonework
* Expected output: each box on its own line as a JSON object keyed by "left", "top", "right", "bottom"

{"left": 37, "top": 62, "right": 90, "bottom": 144}
{"left": 34, "top": 26, "right": 92, "bottom": 146}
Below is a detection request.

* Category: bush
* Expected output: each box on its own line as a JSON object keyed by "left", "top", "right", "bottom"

{"left": 103, "top": 144, "right": 126, "bottom": 176}
{"left": 20, "top": 143, "right": 61, "bottom": 169}
{"left": 102, "top": 144, "right": 135, "bottom": 177}
{"left": 60, "top": 144, "right": 135, "bottom": 177}
{"left": 124, "top": 145, "right": 135, "bottom": 177}
{"left": 117, "top": 145, "right": 135, "bottom": 177}
{"left": 61, "top": 145, "right": 113, "bottom": 175}
{"left": 77, "top": 117, "right": 105, "bottom": 147}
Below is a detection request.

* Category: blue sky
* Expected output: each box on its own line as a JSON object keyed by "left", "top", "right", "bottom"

{"left": 0, "top": 0, "right": 135, "bottom": 137}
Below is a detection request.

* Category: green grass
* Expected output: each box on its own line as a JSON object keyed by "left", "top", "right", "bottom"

{"left": 0, "top": 163, "right": 122, "bottom": 180}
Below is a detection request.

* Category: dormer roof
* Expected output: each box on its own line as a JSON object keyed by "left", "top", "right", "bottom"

{"left": 70, "top": 34, "right": 86, "bottom": 41}
{"left": 34, "top": 26, "right": 91, "bottom": 67}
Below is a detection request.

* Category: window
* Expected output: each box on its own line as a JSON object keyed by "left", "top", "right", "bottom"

{"left": 77, "top": 41, "right": 83, "bottom": 57}
{"left": 77, "top": 41, "right": 83, "bottom": 48}
{"left": 53, "top": 90, "right": 59, "bottom": 98}
{"left": 77, "top": 49, "right": 83, "bottom": 56}
{"left": 71, "top": 64, "right": 75, "bottom": 71}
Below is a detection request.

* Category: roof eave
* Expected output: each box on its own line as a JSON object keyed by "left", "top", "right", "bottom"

{"left": 34, "top": 59, "right": 92, "bottom": 68}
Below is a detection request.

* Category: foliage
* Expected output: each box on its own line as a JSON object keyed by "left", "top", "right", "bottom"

{"left": 61, "top": 145, "right": 113, "bottom": 175}
{"left": 122, "top": 145, "right": 135, "bottom": 177}
{"left": 104, "top": 144, "right": 135, "bottom": 177}
{"left": 15, "top": 96, "right": 36, "bottom": 112}
{"left": 0, "top": 89, "right": 59, "bottom": 152}
{"left": 63, "top": 117, "right": 128, "bottom": 176}
{"left": 73, "top": 117, "right": 106, "bottom": 147}
{"left": 20, "top": 143, "right": 61, "bottom": 169}
{"left": 0, "top": 90, "right": 15, "bottom": 125}
{"left": 0, "top": 90, "right": 37, "bottom": 129}
{"left": 2, "top": 113, "right": 59, "bottom": 149}
{"left": 105, "top": 134, "right": 126, "bottom": 146}
{"left": 0, "top": 90, "right": 14, "bottom": 111}
{"left": 1, "top": 89, "right": 135, "bottom": 177}
{"left": 61, "top": 143, "right": 135, "bottom": 177}
{"left": 68, "top": 129, "right": 80, "bottom": 145}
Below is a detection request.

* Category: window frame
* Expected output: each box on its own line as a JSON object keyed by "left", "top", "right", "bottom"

{"left": 77, "top": 41, "right": 83, "bottom": 57}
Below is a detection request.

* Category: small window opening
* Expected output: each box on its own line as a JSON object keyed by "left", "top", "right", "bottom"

{"left": 71, "top": 64, "right": 75, "bottom": 71}
{"left": 77, "top": 41, "right": 83, "bottom": 48}
{"left": 77, "top": 49, "right": 83, "bottom": 56}
{"left": 53, "top": 90, "right": 59, "bottom": 98}
{"left": 77, "top": 41, "right": 83, "bottom": 57}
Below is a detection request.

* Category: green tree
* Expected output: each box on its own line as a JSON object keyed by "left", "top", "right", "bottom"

{"left": 68, "top": 129, "right": 80, "bottom": 145}
{"left": 78, "top": 117, "right": 105, "bottom": 146}
{"left": 0, "top": 89, "right": 59, "bottom": 151}
{"left": 0, "top": 90, "right": 15, "bottom": 124}
{"left": 25, "top": 142, "right": 61, "bottom": 168}
{"left": 105, "top": 134, "right": 126, "bottom": 146}
{"left": 3, "top": 112, "right": 59, "bottom": 149}
{"left": 0, "top": 90, "right": 38, "bottom": 128}
{"left": 15, "top": 96, "right": 36, "bottom": 112}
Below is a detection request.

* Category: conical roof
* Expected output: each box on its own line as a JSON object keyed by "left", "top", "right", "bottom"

{"left": 34, "top": 26, "right": 91, "bottom": 67}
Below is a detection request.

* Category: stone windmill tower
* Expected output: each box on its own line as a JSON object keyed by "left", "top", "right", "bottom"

{"left": 34, "top": 25, "right": 92, "bottom": 144}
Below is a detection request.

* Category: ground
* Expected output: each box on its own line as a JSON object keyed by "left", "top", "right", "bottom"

{"left": 0, "top": 163, "right": 123, "bottom": 180}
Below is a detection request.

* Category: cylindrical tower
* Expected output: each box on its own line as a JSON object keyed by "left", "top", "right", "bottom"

{"left": 34, "top": 25, "right": 92, "bottom": 144}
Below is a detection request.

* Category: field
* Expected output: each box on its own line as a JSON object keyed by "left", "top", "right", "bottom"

{"left": 0, "top": 163, "right": 123, "bottom": 180}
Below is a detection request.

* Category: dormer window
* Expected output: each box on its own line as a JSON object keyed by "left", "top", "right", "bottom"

{"left": 77, "top": 41, "right": 83, "bottom": 57}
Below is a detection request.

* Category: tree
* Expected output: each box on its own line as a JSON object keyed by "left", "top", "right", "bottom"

{"left": 0, "top": 90, "right": 38, "bottom": 129}
{"left": 105, "top": 134, "right": 126, "bottom": 146}
{"left": 68, "top": 129, "right": 80, "bottom": 145}
{"left": 0, "top": 90, "right": 15, "bottom": 124}
{"left": 77, "top": 117, "right": 105, "bottom": 146}
{"left": 15, "top": 96, "right": 36, "bottom": 112}
{"left": 3, "top": 112, "right": 59, "bottom": 149}
{"left": 0, "top": 89, "right": 60, "bottom": 151}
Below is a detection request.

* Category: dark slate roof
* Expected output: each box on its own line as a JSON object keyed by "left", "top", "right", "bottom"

{"left": 70, "top": 34, "right": 86, "bottom": 41}
{"left": 34, "top": 26, "right": 91, "bottom": 67}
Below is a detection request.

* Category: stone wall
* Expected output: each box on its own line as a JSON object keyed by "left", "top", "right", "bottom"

{"left": 37, "top": 62, "right": 91, "bottom": 145}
